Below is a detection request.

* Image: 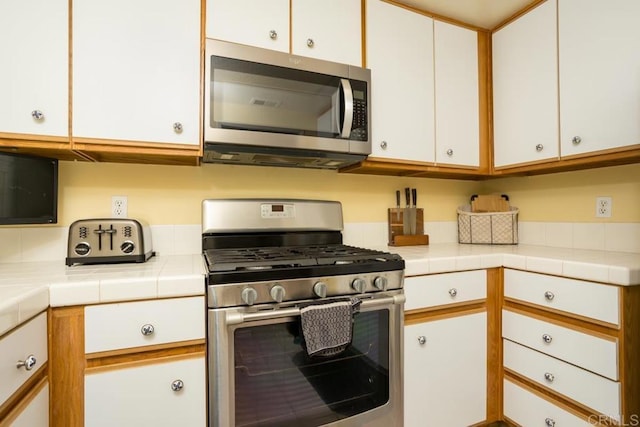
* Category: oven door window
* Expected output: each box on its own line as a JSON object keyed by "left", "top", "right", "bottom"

{"left": 233, "top": 310, "right": 390, "bottom": 427}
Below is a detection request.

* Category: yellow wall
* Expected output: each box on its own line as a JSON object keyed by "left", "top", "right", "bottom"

{"left": 55, "top": 161, "right": 639, "bottom": 225}
{"left": 58, "top": 161, "right": 479, "bottom": 225}
{"left": 479, "top": 164, "right": 640, "bottom": 222}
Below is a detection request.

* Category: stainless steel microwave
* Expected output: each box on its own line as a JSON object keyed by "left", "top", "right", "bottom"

{"left": 203, "top": 39, "right": 371, "bottom": 169}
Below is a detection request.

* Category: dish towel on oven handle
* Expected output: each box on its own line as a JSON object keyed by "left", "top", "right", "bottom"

{"left": 299, "top": 297, "right": 361, "bottom": 358}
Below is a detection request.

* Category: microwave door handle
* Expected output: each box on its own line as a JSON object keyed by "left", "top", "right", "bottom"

{"left": 338, "top": 78, "right": 354, "bottom": 138}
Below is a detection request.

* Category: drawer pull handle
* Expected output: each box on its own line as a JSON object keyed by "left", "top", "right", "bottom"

{"left": 31, "top": 110, "right": 44, "bottom": 121}
{"left": 171, "top": 379, "right": 184, "bottom": 392}
{"left": 417, "top": 336, "right": 426, "bottom": 345}
{"left": 141, "top": 324, "right": 155, "bottom": 336}
{"left": 545, "top": 418, "right": 555, "bottom": 427}
{"left": 542, "top": 334, "right": 553, "bottom": 344}
{"left": 544, "top": 372, "right": 555, "bottom": 382}
{"left": 448, "top": 288, "right": 457, "bottom": 297}
{"left": 16, "top": 354, "right": 37, "bottom": 371}
{"left": 544, "top": 291, "right": 555, "bottom": 301}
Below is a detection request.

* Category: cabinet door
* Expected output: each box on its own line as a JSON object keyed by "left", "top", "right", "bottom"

{"left": 7, "top": 382, "right": 49, "bottom": 427}
{"left": 492, "top": 0, "right": 558, "bottom": 168}
{"left": 73, "top": 0, "right": 200, "bottom": 146}
{"left": 559, "top": 0, "right": 640, "bottom": 156}
{"left": 85, "top": 356, "right": 206, "bottom": 426}
{"left": 404, "top": 312, "right": 487, "bottom": 427}
{"left": 291, "top": 0, "right": 362, "bottom": 66}
{"left": 0, "top": 0, "right": 68, "bottom": 138}
{"left": 206, "top": 0, "right": 289, "bottom": 52}
{"left": 366, "top": 0, "right": 435, "bottom": 162}
{"left": 434, "top": 21, "right": 479, "bottom": 167}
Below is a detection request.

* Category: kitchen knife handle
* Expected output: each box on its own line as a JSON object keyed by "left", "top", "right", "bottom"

{"left": 412, "top": 188, "right": 417, "bottom": 207}
{"left": 396, "top": 190, "right": 400, "bottom": 208}
{"left": 405, "top": 188, "right": 410, "bottom": 207}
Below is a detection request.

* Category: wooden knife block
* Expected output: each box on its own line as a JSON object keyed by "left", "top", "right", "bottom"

{"left": 387, "top": 208, "right": 429, "bottom": 246}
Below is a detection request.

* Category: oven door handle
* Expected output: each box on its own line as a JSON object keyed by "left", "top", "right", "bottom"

{"left": 226, "top": 294, "right": 405, "bottom": 325}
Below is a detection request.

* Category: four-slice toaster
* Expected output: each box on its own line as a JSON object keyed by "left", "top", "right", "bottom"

{"left": 66, "top": 218, "right": 154, "bottom": 266}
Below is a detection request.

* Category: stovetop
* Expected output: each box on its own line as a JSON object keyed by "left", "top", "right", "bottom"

{"left": 205, "top": 244, "right": 404, "bottom": 284}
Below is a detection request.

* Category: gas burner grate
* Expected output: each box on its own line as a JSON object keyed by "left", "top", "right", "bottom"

{"left": 204, "top": 244, "right": 400, "bottom": 273}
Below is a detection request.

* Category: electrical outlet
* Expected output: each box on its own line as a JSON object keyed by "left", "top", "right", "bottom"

{"left": 596, "top": 197, "right": 612, "bottom": 218}
{"left": 112, "top": 196, "right": 128, "bottom": 218}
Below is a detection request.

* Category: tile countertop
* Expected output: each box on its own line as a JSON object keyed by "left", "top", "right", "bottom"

{"left": 1, "top": 245, "right": 639, "bottom": 337}
{"left": 0, "top": 254, "right": 205, "bottom": 336}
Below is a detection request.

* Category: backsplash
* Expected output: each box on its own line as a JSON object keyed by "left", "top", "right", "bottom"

{"left": 2, "top": 221, "right": 638, "bottom": 264}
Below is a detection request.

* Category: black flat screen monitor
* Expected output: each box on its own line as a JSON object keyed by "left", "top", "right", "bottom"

{"left": 0, "top": 152, "right": 58, "bottom": 225}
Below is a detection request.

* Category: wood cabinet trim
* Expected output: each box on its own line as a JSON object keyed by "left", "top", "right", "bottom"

{"left": 486, "top": 268, "right": 503, "bottom": 423}
{"left": 503, "top": 304, "right": 619, "bottom": 342}
{"left": 0, "top": 375, "right": 48, "bottom": 427}
{"left": 619, "top": 286, "right": 640, "bottom": 422}
{"left": 405, "top": 303, "right": 485, "bottom": 325}
{"left": 86, "top": 347, "right": 205, "bottom": 374}
{"left": 49, "top": 306, "right": 85, "bottom": 427}
{"left": 86, "top": 339, "right": 206, "bottom": 361}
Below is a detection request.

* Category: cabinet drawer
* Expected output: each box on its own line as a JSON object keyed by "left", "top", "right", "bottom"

{"left": 504, "top": 269, "right": 620, "bottom": 326}
{"left": 85, "top": 356, "right": 205, "bottom": 427}
{"left": 405, "top": 270, "right": 486, "bottom": 311}
{"left": 504, "top": 379, "right": 590, "bottom": 426}
{"left": 85, "top": 296, "right": 205, "bottom": 354}
{"left": 502, "top": 309, "right": 618, "bottom": 380}
{"left": 504, "top": 339, "right": 621, "bottom": 420}
{"left": 0, "top": 312, "right": 48, "bottom": 405}
{"left": 4, "top": 381, "right": 49, "bottom": 427}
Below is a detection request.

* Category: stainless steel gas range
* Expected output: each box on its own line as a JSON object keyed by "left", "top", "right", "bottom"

{"left": 202, "top": 199, "right": 405, "bottom": 427}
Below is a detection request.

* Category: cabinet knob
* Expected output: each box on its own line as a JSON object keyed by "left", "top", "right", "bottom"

{"left": 535, "top": 144, "right": 544, "bottom": 152}
{"left": 544, "top": 291, "right": 555, "bottom": 301}
{"left": 141, "top": 324, "right": 155, "bottom": 336}
{"left": 446, "top": 148, "right": 454, "bottom": 156}
{"left": 306, "top": 38, "right": 314, "bottom": 48}
{"left": 31, "top": 110, "right": 44, "bottom": 121}
{"left": 171, "top": 379, "right": 184, "bottom": 392}
{"left": 417, "top": 336, "right": 426, "bottom": 345}
{"left": 544, "top": 372, "right": 555, "bottom": 383}
{"left": 542, "top": 334, "right": 553, "bottom": 344}
{"left": 16, "top": 354, "right": 37, "bottom": 371}
{"left": 173, "top": 122, "right": 183, "bottom": 134}
{"left": 545, "top": 418, "right": 555, "bottom": 427}
{"left": 572, "top": 136, "right": 582, "bottom": 145}
{"left": 448, "top": 288, "right": 458, "bottom": 298}
{"left": 380, "top": 140, "right": 388, "bottom": 150}
{"left": 269, "top": 30, "right": 278, "bottom": 40}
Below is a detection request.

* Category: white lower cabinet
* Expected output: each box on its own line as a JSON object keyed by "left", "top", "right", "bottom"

{"left": 7, "top": 382, "right": 49, "bottom": 427}
{"left": 85, "top": 356, "right": 206, "bottom": 427}
{"left": 404, "top": 311, "right": 487, "bottom": 427}
{"left": 504, "top": 379, "right": 590, "bottom": 426}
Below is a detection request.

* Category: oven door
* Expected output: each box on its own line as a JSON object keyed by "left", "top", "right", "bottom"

{"left": 208, "top": 291, "right": 404, "bottom": 427}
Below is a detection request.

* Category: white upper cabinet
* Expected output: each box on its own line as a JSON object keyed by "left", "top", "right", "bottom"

{"left": 434, "top": 21, "right": 479, "bottom": 167}
{"left": 0, "top": 0, "right": 68, "bottom": 138}
{"left": 492, "top": 0, "right": 559, "bottom": 168}
{"left": 558, "top": 0, "right": 640, "bottom": 156}
{"left": 73, "top": 0, "right": 200, "bottom": 146}
{"left": 291, "top": 0, "right": 362, "bottom": 66}
{"left": 206, "top": 0, "right": 362, "bottom": 66}
{"left": 206, "top": 0, "right": 290, "bottom": 52}
{"left": 366, "top": 0, "right": 435, "bottom": 162}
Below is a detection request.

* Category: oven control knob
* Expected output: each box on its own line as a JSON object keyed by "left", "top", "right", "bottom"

{"left": 241, "top": 287, "right": 258, "bottom": 306}
{"left": 351, "top": 278, "right": 366, "bottom": 293}
{"left": 373, "top": 276, "right": 388, "bottom": 291}
{"left": 270, "top": 284, "right": 286, "bottom": 303}
{"left": 313, "top": 282, "right": 327, "bottom": 298}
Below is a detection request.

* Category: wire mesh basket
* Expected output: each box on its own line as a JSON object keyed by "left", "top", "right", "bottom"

{"left": 457, "top": 205, "right": 518, "bottom": 245}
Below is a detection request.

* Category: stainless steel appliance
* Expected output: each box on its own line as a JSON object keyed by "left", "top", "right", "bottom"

{"left": 203, "top": 199, "right": 404, "bottom": 427}
{"left": 203, "top": 39, "right": 371, "bottom": 169}
{"left": 65, "top": 218, "right": 154, "bottom": 266}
